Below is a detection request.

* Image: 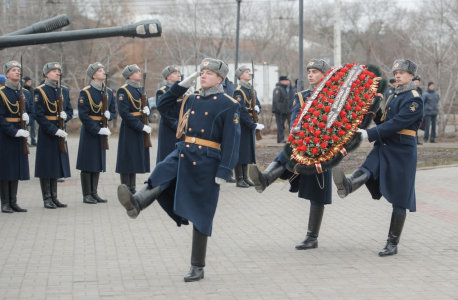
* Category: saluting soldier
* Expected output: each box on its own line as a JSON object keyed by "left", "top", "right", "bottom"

{"left": 34, "top": 62, "right": 73, "bottom": 209}
{"left": 232, "top": 65, "right": 264, "bottom": 188}
{"left": 250, "top": 59, "right": 333, "bottom": 250}
{"left": 156, "top": 65, "right": 181, "bottom": 163}
{"left": 76, "top": 62, "right": 116, "bottom": 204}
{"left": 0, "top": 61, "right": 33, "bottom": 213}
{"left": 333, "top": 59, "right": 423, "bottom": 257}
{"left": 117, "top": 58, "right": 241, "bottom": 282}
{"left": 115, "top": 64, "right": 151, "bottom": 194}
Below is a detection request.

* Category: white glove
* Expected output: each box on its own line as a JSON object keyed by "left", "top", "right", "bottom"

{"left": 255, "top": 105, "right": 260, "bottom": 113}
{"left": 60, "top": 111, "right": 67, "bottom": 120}
{"left": 143, "top": 106, "right": 150, "bottom": 116}
{"left": 255, "top": 123, "right": 265, "bottom": 130}
{"left": 357, "top": 129, "right": 368, "bottom": 140}
{"left": 22, "top": 113, "right": 29, "bottom": 125}
{"left": 55, "top": 129, "right": 68, "bottom": 138}
{"left": 98, "top": 128, "right": 111, "bottom": 136}
{"left": 104, "top": 111, "right": 111, "bottom": 120}
{"left": 215, "top": 177, "right": 225, "bottom": 185}
{"left": 142, "top": 125, "right": 152, "bottom": 134}
{"left": 179, "top": 71, "right": 200, "bottom": 88}
{"left": 15, "top": 129, "right": 30, "bottom": 138}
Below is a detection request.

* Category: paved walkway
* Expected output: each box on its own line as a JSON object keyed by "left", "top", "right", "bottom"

{"left": 0, "top": 137, "right": 457, "bottom": 299}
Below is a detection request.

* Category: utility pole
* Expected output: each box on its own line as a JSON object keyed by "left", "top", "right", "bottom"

{"left": 333, "top": 0, "right": 341, "bottom": 66}
{"left": 297, "top": 0, "right": 304, "bottom": 92}
{"left": 234, "top": 0, "right": 242, "bottom": 83}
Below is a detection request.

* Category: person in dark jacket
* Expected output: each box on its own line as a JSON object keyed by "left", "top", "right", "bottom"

{"left": 423, "top": 82, "right": 439, "bottom": 143}
{"left": 413, "top": 76, "right": 423, "bottom": 145}
{"left": 76, "top": 62, "right": 116, "bottom": 204}
{"left": 384, "top": 77, "right": 396, "bottom": 100}
{"left": 0, "top": 61, "right": 34, "bottom": 213}
{"left": 333, "top": 59, "right": 423, "bottom": 257}
{"left": 272, "top": 75, "right": 291, "bottom": 143}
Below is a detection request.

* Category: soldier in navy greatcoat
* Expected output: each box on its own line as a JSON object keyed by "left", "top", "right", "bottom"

{"left": 232, "top": 65, "right": 264, "bottom": 188}
{"left": 115, "top": 64, "right": 151, "bottom": 194}
{"left": 250, "top": 59, "right": 333, "bottom": 250}
{"left": 333, "top": 59, "right": 423, "bottom": 257}
{"left": 34, "top": 62, "right": 73, "bottom": 209}
{"left": 0, "top": 61, "right": 34, "bottom": 213}
{"left": 76, "top": 62, "right": 116, "bottom": 204}
{"left": 117, "top": 58, "right": 241, "bottom": 282}
{"left": 155, "top": 65, "right": 181, "bottom": 164}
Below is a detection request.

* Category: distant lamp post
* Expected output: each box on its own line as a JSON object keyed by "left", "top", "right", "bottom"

{"left": 234, "top": 0, "right": 242, "bottom": 83}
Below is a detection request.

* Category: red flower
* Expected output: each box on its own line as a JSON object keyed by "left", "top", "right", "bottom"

{"left": 307, "top": 127, "right": 314, "bottom": 133}
{"left": 324, "top": 106, "right": 331, "bottom": 112}
{"left": 298, "top": 131, "right": 306, "bottom": 137}
{"left": 364, "top": 83, "right": 371, "bottom": 89}
{"left": 341, "top": 67, "right": 348, "bottom": 72}
{"left": 322, "top": 97, "right": 328, "bottom": 102}
{"left": 358, "top": 101, "right": 365, "bottom": 107}
{"left": 354, "top": 96, "right": 361, "bottom": 102}
{"left": 317, "top": 103, "right": 324, "bottom": 109}
{"left": 300, "top": 145, "right": 308, "bottom": 152}
{"left": 305, "top": 136, "right": 311, "bottom": 143}
{"left": 314, "top": 130, "right": 321, "bottom": 137}
{"left": 288, "top": 135, "right": 294, "bottom": 142}
{"left": 318, "top": 122, "right": 326, "bottom": 129}
{"left": 348, "top": 100, "right": 354, "bottom": 105}
{"left": 344, "top": 104, "right": 351, "bottom": 111}
{"left": 345, "top": 123, "right": 352, "bottom": 130}
{"left": 355, "top": 106, "right": 362, "bottom": 112}
{"left": 328, "top": 99, "right": 334, "bottom": 104}
{"left": 338, "top": 129, "right": 345, "bottom": 136}
{"left": 323, "top": 135, "right": 331, "bottom": 141}
{"left": 322, "top": 88, "right": 329, "bottom": 93}
{"left": 358, "top": 86, "right": 364, "bottom": 91}
{"left": 358, "top": 74, "right": 365, "bottom": 81}
{"left": 322, "top": 115, "right": 328, "bottom": 121}
{"left": 320, "top": 142, "right": 328, "bottom": 149}
{"left": 332, "top": 135, "right": 339, "bottom": 142}
{"left": 331, "top": 85, "right": 339, "bottom": 91}
{"left": 325, "top": 81, "right": 331, "bottom": 87}
{"left": 304, "top": 115, "right": 311, "bottom": 120}
{"left": 327, "top": 90, "right": 335, "bottom": 96}
{"left": 342, "top": 117, "right": 348, "bottom": 123}
{"left": 337, "top": 121, "right": 343, "bottom": 128}
{"left": 364, "top": 93, "right": 370, "bottom": 100}
{"left": 368, "top": 79, "right": 373, "bottom": 84}
{"left": 338, "top": 72, "right": 345, "bottom": 77}
{"left": 355, "top": 79, "right": 361, "bottom": 85}
{"left": 352, "top": 112, "right": 357, "bottom": 119}
{"left": 311, "top": 118, "right": 318, "bottom": 125}
{"left": 297, "top": 139, "right": 304, "bottom": 145}
{"left": 346, "top": 64, "right": 354, "bottom": 68}
{"left": 313, "top": 100, "right": 318, "bottom": 106}
{"left": 302, "top": 123, "right": 309, "bottom": 129}
{"left": 351, "top": 83, "right": 357, "bottom": 89}
{"left": 309, "top": 107, "right": 315, "bottom": 113}
{"left": 313, "top": 137, "right": 320, "bottom": 144}
{"left": 313, "top": 111, "right": 320, "bottom": 117}
{"left": 339, "top": 111, "right": 347, "bottom": 117}
{"left": 312, "top": 147, "right": 319, "bottom": 155}
{"left": 339, "top": 81, "right": 344, "bottom": 86}
{"left": 326, "top": 128, "right": 333, "bottom": 133}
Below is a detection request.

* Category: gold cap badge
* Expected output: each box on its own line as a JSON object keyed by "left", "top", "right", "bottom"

{"left": 394, "top": 63, "right": 399, "bottom": 67}
{"left": 203, "top": 61, "right": 209, "bottom": 66}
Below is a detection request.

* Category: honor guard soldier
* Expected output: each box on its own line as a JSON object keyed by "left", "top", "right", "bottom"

{"left": 156, "top": 65, "right": 181, "bottom": 163}
{"left": 250, "top": 59, "right": 333, "bottom": 250}
{"left": 117, "top": 58, "right": 241, "bottom": 282}
{"left": 232, "top": 65, "right": 264, "bottom": 188}
{"left": 116, "top": 64, "right": 151, "bottom": 194}
{"left": 0, "top": 61, "right": 33, "bottom": 213}
{"left": 76, "top": 62, "right": 116, "bottom": 204}
{"left": 34, "top": 62, "right": 73, "bottom": 209}
{"left": 333, "top": 59, "right": 423, "bottom": 257}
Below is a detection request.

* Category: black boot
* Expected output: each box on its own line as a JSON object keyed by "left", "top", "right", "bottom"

{"left": 117, "top": 183, "right": 161, "bottom": 219}
{"left": 1, "top": 181, "right": 13, "bottom": 213}
{"left": 81, "top": 172, "right": 97, "bottom": 204}
{"left": 296, "top": 205, "right": 324, "bottom": 250}
{"left": 184, "top": 229, "right": 208, "bottom": 282}
{"left": 249, "top": 161, "right": 284, "bottom": 193}
{"left": 51, "top": 178, "right": 67, "bottom": 207}
{"left": 40, "top": 178, "right": 56, "bottom": 209}
{"left": 379, "top": 212, "right": 406, "bottom": 257}
{"left": 9, "top": 180, "right": 27, "bottom": 212}
{"left": 129, "top": 173, "right": 137, "bottom": 194}
{"left": 228, "top": 176, "right": 236, "bottom": 183}
{"left": 242, "top": 164, "right": 254, "bottom": 186}
{"left": 120, "top": 173, "right": 130, "bottom": 190}
{"left": 333, "top": 167, "right": 369, "bottom": 199}
{"left": 235, "top": 164, "right": 249, "bottom": 188}
{"left": 91, "top": 172, "right": 107, "bottom": 203}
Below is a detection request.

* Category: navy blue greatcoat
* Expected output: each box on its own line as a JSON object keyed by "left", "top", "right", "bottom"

{"left": 34, "top": 84, "right": 73, "bottom": 179}
{"left": 76, "top": 85, "right": 116, "bottom": 173}
{"left": 115, "top": 83, "right": 150, "bottom": 174}
{"left": 363, "top": 89, "right": 423, "bottom": 212}
{"left": 150, "top": 83, "right": 241, "bottom": 236}
{"left": 274, "top": 89, "right": 332, "bottom": 204}
{"left": 233, "top": 85, "right": 261, "bottom": 164}
{"left": 0, "top": 86, "right": 34, "bottom": 181}
{"left": 155, "top": 85, "right": 180, "bottom": 164}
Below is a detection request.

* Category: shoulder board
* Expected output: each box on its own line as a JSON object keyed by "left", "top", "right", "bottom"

{"left": 107, "top": 87, "right": 112, "bottom": 91}
{"left": 301, "top": 89, "right": 310, "bottom": 93}
{"left": 159, "top": 86, "right": 166, "bottom": 91}
{"left": 37, "top": 84, "right": 45, "bottom": 89}
{"left": 224, "top": 94, "right": 238, "bottom": 103}
{"left": 121, "top": 84, "right": 128, "bottom": 88}
{"left": 0, "top": 86, "right": 5, "bottom": 90}
{"left": 83, "top": 85, "right": 90, "bottom": 90}
{"left": 412, "top": 90, "right": 420, "bottom": 98}
{"left": 235, "top": 85, "right": 242, "bottom": 91}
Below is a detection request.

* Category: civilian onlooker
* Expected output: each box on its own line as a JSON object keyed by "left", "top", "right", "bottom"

{"left": 423, "top": 81, "right": 439, "bottom": 143}
{"left": 23, "top": 76, "right": 37, "bottom": 146}
{"left": 384, "top": 77, "right": 396, "bottom": 100}
{"left": 413, "top": 75, "right": 423, "bottom": 145}
{"left": 0, "top": 75, "right": 6, "bottom": 86}
{"left": 272, "top": 75, "right": 290, "bottom": 143}
{"left": 285, "top": 79, "right": 296, "bottom": 133}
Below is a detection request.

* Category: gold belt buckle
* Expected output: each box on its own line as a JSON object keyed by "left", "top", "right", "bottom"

{"left": 190, "top": 137, "right": 196, "bottom": 143}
